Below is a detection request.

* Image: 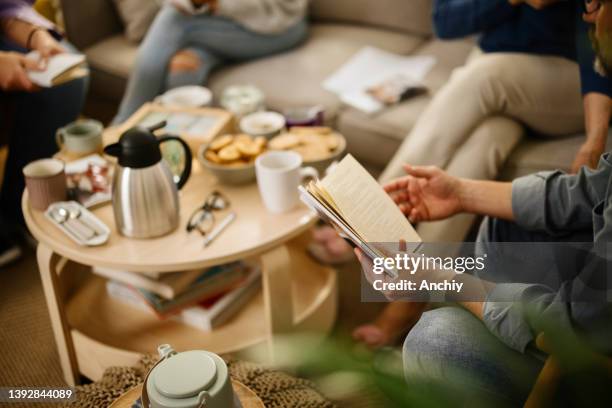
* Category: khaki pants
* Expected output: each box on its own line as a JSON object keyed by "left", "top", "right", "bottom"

{"left": 379, "top": 49, "right": 584, "bottom": 242}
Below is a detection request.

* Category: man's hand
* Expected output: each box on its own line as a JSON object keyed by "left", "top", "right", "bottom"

{"left": 29, "top": 29, "right": 65, "bottom": 67}
{"left": 571, "top": 141, "right": 605, "bottom": 172}
{"left": 384, "top": 165, "right": 463, "bottom": 223}
{"left": 0, "top": 51, "right": 39, "bottom": 92}
{"left": 508, "top": 0, "right": 560, "bottom": 10}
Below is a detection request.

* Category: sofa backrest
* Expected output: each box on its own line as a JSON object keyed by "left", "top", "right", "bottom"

{"left": 310, "top": 0, "right": 432, "bottom": 37}
{"left": 60, "top": 0, "right": 123, "bottom": 50}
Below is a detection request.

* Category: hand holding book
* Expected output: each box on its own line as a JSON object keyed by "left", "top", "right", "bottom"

{"left": 299, "top": 154, "right": 421, "bottom": 277}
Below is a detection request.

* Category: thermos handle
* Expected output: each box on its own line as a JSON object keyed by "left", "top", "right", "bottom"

{"left": 158, "top": 136, "right": 192, "bottom": 190}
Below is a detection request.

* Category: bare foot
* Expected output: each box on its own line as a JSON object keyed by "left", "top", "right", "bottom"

{"left": 353, "top": 302, "right": 428, "bottom": 348}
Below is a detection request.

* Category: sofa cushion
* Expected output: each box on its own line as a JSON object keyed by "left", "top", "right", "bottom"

{"left": 112, "top": 0, "right": 160, "bottom": 42}
{"left": 310, "top": 0, "right": 433, "bottom": 36}
{"left": 501, "top": 133, "right": 612, "bottom": 179}
{"left": 208, "top": 23, "right": 425, "bottom": 119}
{"left": 336, "top": 38, "right": 475, "bottom": 167}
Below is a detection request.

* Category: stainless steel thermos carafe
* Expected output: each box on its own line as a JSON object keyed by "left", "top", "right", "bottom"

{"left": 104, "top": 122, "right": 192, "bottom": 238}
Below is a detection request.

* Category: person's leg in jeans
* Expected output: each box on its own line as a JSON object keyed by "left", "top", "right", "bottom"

{"left": 0, "top": 40, "right": 87, "bottom": 258}
{"left": 114, "top": 5, "right": 308, "bottom": 123}
{"left": 403, "top": 306, "right": 544, "bottom": 405}
{"left": 402, "top": 216, "right": 591, "bottom": 405}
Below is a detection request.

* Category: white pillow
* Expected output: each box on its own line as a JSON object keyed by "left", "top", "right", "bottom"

{"left": 112, "top": 0, "right": 161, "bottom": 42}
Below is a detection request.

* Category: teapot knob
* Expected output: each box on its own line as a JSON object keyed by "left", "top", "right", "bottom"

{"left": 157, "top": 344, "right": 177, "bottom": 359}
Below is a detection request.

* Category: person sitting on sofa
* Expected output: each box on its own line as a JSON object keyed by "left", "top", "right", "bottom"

{"left": 355, "top": 157, "right": 612, "bottom": 404}
{"left": 113, "top": 0, "right": 308, "bottom": 124}
{"left": 314, "top": 0, "right": 612, "bottom": 348}
{"left": 0, "top": 0, "right": 88, "bottom": 267}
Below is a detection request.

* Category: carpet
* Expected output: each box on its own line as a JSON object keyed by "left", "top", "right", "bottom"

{"left": 0, "top": 247, "right": 65, "bottom": 407}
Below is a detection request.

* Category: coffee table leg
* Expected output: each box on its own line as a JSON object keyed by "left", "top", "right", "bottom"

{"left": 260, "top": 244, "right": 293, "bottom": 361}
{"left": 37, "top": 244, "right": 79, "bottom": 386}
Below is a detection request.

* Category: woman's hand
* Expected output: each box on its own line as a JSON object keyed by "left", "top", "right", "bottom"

{"left": 0, "top": 51, "right": 39, "bottom": 92}
{"left": 571, "top": 141, "right": 605, "bottom": 173}
{"left": 29, "top": 29, "right": 65, "bottom": 66}
{"left": 383, "top": 164, "right": 464, "bottom": 223}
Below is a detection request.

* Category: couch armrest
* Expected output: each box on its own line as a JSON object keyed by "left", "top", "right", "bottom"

{"left": 59, "top": 0, "right": 123, "bottom": 50}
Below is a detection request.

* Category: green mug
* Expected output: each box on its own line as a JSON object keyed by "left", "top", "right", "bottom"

{"left": 56, "top": 119, "right": 103, "bottom": 156}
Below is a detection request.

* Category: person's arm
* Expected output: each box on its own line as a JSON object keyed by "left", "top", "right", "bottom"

{"left": 458, "top": 179, "right": 514, "bottom": 220}
{"left": 573, "top": 10, "right": 612, "bottom": 171}
{"left": 0, "top": 1, "right": 64, "bottom": 61}
{"left": 432, "top": 0, "right": 518, "bottom": 39}
{"left": 384, "top": 164, "right": 514, "bottom": 223}
{"left": 572, "top": 93, "right": 611, "bottom": 172}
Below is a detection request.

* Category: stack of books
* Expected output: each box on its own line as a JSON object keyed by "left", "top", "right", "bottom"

{"left": 98, "top": 261, "right": 261, "bottom": 331}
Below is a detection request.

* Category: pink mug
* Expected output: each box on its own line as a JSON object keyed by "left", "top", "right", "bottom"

{"left": 23, "top": 159, "right": 67, "bottom": 211}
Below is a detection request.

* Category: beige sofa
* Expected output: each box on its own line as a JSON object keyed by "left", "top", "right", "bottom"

{"left": 60, "top": 0, "right": 609, "bottom": 180}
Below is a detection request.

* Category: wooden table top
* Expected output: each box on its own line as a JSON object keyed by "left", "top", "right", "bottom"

{"left": 23, "top": 161, "right": 316, "bottom": 274}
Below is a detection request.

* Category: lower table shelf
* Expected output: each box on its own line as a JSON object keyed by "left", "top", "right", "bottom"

{"left": 63, "top": 239, "right": 338, "bottom": 381}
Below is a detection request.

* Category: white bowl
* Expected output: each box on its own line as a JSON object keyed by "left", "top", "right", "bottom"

{"left": 239, "top": 111, "right": 286, "bottom": 138}
{"left": 158, "top": 86, "right": 213, "bottom": 108}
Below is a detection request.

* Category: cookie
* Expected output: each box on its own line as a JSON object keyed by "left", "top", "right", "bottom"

{"left": 235, "top": 141, "right": 261, "bottom": 158}
{"left": 205, "top": 150, "right": 221, "bottom": 164}
{"left": 235, "top": 133, "right": 252, "bottom": 144}
{"left": 269, "top": 133, "right": 300, "bottom": 150}
{"left": 209, "top": 135, "right": 234, "bottom": 151}
{"left": 325, "top": 135, "right": 340, "bottom": 151}
{"left": 254, "top": 136, "right": 267, "bottom": 148}
{"left": 293, "top": 144, "right": 330, "bottom": 161}
{"left": 218, "top": 145, "right": 241, "bottom": 162}
{"left": 290, "top": 126, "right": 331, "bottom": 135}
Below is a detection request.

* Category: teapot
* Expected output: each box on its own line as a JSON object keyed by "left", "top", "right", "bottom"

{"left": 104, "top": 122, "right": 192, "bottom": 238}
{"left": 142, "top": 344, "right": 238, "bottom": 408}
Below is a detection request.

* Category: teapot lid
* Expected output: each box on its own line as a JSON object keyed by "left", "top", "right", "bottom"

{"left": 153, "top": 351, "right": 218, "bottom": 399}
{"left": 104, "top": 126, "right": 162, "bottom": 169}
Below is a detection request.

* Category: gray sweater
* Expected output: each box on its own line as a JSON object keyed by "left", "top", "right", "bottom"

{"left": 217, "top": 0, "right": 308, "bottom": 34}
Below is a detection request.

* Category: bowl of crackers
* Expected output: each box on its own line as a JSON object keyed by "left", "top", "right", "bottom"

{"left": 199, "top": 127, "right": 345, "bottom": 185}
{"left": 268, "top": 126, "right": 345, "bottom": 174}
{"left": 198, "top": 133, "right": 266, "bottom": 184}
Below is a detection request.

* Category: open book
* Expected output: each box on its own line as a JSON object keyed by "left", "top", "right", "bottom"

{"left": 299, "top": 154, "right": 421, "bottom": 277}
{"left": 27, "top": 52, "right": 87, "bottom": 87}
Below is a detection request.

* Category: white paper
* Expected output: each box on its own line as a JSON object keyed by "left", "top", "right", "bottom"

{"left": 323, "top": 46, "right": 436, "bottom": 114}
{"left": 26, "top": 52, "right": 85, "bottom": 87}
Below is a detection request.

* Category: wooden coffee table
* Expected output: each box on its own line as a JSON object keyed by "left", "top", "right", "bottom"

{"left": 23, "top": 160, "right": 337, "bottom": 386}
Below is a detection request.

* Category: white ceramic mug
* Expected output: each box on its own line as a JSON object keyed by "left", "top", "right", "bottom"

{"left": 255, "top": 151, "right": 318, "bottom": 213}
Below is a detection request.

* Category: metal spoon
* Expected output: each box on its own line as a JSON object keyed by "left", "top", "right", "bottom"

{"left": 64, "top": 207, "right": 98, "bottom": 239}
{"left": 50, "top": 207, "right": 89, "bottom": 242}
{"left": 59, "top": 207, "right": 97, "bottom": 240}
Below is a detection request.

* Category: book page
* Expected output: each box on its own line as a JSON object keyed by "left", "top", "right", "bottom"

{"left": 320, "top": 154, "right": 420, "bottom": 245}
{"left": 27, "top": 52, "right": 86, "bottom": 87}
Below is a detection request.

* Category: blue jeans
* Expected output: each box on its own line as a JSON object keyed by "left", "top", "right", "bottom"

{"left": 114, "top": 6, "right": 308, "bottom": 124}
{"left": 0, "top": 40, "right": 88, "bottom": 233}
{"left": 402, "top": 217, "right": 596, "bottom": 405}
